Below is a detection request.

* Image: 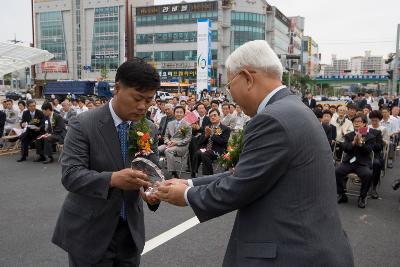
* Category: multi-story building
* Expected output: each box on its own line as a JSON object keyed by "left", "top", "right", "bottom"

{"left": 361, "top": 51, "right": 385, "bottom": 75}
{"left": 33, "top": 0, "right": 133, "bottom": 82}
{"left": 32, "top": 0, "right": 299, "bottom": 87}
{"left": 265, "top": 4, "right": 290, "bottom": 56}
{"left": 331, "top": 55, "right": 349, "bottom": 75}
{"left": 350, "top": 56, "right": 363, "bottom": 75}
{"left": 288, "top": 16, "right": 304, "bottom": 73}
{"left": 302, "top": 36, "right": 319, "bottom": 77}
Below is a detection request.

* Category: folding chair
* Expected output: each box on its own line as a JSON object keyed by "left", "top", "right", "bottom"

{"left": 341, "top": 151, "right": 374, "bottom": 197}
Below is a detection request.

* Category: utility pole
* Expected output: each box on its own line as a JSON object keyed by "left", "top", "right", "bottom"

{"left": 392, "top": 24, "right": 400, "bottom": 96}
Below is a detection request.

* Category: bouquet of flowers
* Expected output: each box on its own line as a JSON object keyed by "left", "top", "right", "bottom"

{"left": 129, "top": 117, "right": 154, "bottom": 157}
{"left": 178, "top": 125, "right": 190, "bottom": 137}
{"left": 218, "top": 130, "right": 244, "bottom": 170}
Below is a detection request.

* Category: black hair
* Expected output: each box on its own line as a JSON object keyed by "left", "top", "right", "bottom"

{"left": 369, "top": 110, "right": 383, "bottom": 120}
{"left": 347, "top": 104, "right": 357, "bottom": 111}
{"left": 18, "top": 100, "right": 26, "bottom": 107}
{"left": 41, "top": 102, "right": 53, "bottom": 111}
{"left": 352, "top": 114, "right": 367, "bottom": 123}
{"left": 173, "top": 96, "right": 179, "bottom": 101}
{"left": 229, "top": 103, "right": 236, "bottom": 109}
{"left": 364, "top": 104, "right": 372, "bottom": 111}
{"left": 196, "top": 103, "right": 206, "bottom": 110}
{"left": 222, "top": 103, "right": 230, "bottom": 108}
{"left": 6, "top": 99, "right": 13, "bottom": 103}
{"left": 314, "top": 109, "right": 323, "bottom": 119}
{"left": 174, "top": 105, "right": 186, "bottom": 114}
{"left": 209, "top": 108, "right": 220, "bottom": 116}
{"left": 211, "top": 100, "right": 220, "bottom": 106}
{"left": 381, "top": 105, "right": 390, "bottom": 112}
{"left": 115, "top": 58, "right": 160, "bottom": 92}
{"left": 322, "top": 110, "right": 332, "bottom": 117}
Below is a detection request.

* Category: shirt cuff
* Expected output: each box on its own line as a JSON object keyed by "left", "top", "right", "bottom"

{"left": 184, "top": 187, "right": 191, "bottom": 206}
{"left": 187, "top": 179, "right": 194, "bottom": 187}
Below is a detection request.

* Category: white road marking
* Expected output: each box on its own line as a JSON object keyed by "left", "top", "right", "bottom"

{"left": 142, "top": 216, "right": 200, "bottom": 255}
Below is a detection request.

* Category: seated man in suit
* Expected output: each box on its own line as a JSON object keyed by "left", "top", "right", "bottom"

{"left": 17, "top": 99, "right": 46, "bottom": 162}
{"left": 35, "top": 103, "right": 67, "bottom": 164}
{"left": 4, "top": 99, "right": 19, "bottom": 134}
{"left": 60, "top": 100, "right": 77, "bottom": 126}
{"left": 321, "top": 110, "right": 337, "bottom": 150}
{"left": 157, "top": 103, "right": 175, "bottom": 146}
{"left": 368, "top": 111, "right": 386, "bottom": 199}
{"left": 191, "top": 109, "right": 230, "bottom": 177}
{"left": 221, "top": 103, "right": 237, "bottom": 130}
{"left": 159, "top": 106, "right": 192, "bottom": 178}
{"left": 336, "top": 114, "right": 376, "bottom": 208}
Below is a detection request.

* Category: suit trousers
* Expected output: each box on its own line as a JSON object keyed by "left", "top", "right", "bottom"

{"left": 36, "top": 134, "right": 63, "bottom": 157}
{"left": 372, "top": 157, "right": 384, "bottom": 188}
{"left": 20, "top": 131, "right": 41, "bottom": 158}
{"left": 192, "top": 150, "right": 217, "bottom": 176}
{"left": 68, "top": 219, "right": 139, "bottom": 267}
{"left": 335, "top": 162, "right": 372, "bottom": 198}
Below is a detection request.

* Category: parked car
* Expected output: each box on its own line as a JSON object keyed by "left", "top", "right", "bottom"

{"left": 328, "top": 96, "right": 339, "bottom": 101}
{"left": 156, "top": 91, "right": 173, "bottom": 100}
{"left": 5, "top": 91, "right": 25, "bottom": 101}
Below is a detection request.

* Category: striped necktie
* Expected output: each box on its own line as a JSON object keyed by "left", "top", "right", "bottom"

{"left": 117, "top": 122, "right": 128, "bottom": 220}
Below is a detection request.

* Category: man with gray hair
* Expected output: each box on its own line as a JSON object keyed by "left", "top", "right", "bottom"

{"left": 60, "top": 100, "right": 77, "bottom": 126}
{"left": 157, "top": 40, "right": 354, "bottom": 266}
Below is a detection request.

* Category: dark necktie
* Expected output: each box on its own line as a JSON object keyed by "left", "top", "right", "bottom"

{"left": 206, "top": 126, "right": 215, "bottom": 151}
{"left": 117, "top": 122, "right": 128, "bottom": 220}
{"left": 48, "top": 118, "right": 52, "bottom": 133}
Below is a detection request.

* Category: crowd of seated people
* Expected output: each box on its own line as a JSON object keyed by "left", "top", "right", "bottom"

{"left": 149, "top": 91, "right": 248, "bottom": 178}
{"left": 306, "top": 92, "right": 400, "bottom": 208}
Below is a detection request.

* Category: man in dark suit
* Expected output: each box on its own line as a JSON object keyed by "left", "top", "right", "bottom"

{"left": 191, "top": 109, "right": 230, "bottom": 177}
{"left": 356, "top": 93, "right": 368, "bottom": 110}
{"left": 378, "top": 93, "right": 392, "bottom": 109}
{"left": 0, "top": 110, "right": 5, "bottom": 138}
{"left": 303, "top": 91, "right": 316, "bottom": 109}
{"left": 34, "top": 103, "right": 67, "bottom": 164}
{"left": 321, "top": 110, "right": 337, "bottom": 150}
{"left": 156, "top": 40, "right": 353, "bottom": 267}
{"left": 52, "top": 59, "right": 161, "bottom": 266}
{"left": 336, "top": 114, "right": 377, "bottom": 208}
{"left": 60, "top": 100, "right": 77, "bottom": 125}
{"left": 17, "top": 99, "right": 45, "bottom": 162}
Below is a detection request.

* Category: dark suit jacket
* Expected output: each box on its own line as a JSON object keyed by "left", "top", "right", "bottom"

{"left": 47, "top": 113, "right": 67, "bottom": 139}
{"left": 303, "top": 98, "right": 316, "bottom": 109}
{"left": 342, "top": 130, "right": 377, "bottom": 166}
{"left": 158, "top": 115, "right": 175, "bottom": 137}
{"left": 52, "top": 104, "right": 159, "bottom": 264}
{"left": 391, "top": 98, "right": 399, "bottom": 108}
{"left": 192, "top": 115, "right": 211, "bottom": 136}
{"left": 198, "top": 124, "right": 230, "bottom": 155}
{"left": 187, "top": 88, "right": 354, "bottom": 266}
{"left": 323, "top": 123, "right": 337, "bottom": 145}
{"left": 357, "top": 98, "right": 367, "bottom": 110}
{"left": 378, "top": 98, "right": 392, "bottom": 109}
{"left": 0, "top": 111, "right": 5, "bottom": 138}
{"left": 20, "top": 109, "right": 45, "bottom": 135}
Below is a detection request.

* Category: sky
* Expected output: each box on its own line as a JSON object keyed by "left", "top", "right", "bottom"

{"left": 1, "top": 0, "right": 398, "bottom": 64}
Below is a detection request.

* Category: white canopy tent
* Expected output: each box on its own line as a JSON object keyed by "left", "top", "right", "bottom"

{"left": 0, "top": 42, "right": 54, "bottom": 77}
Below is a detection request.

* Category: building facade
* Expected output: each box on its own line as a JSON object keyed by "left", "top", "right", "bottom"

{"left": 33, "top": 0, "right": 132, "bottom": 82}
{"left": 302, "top": 36, "right": 320, "bottom": 78}
{"left": 33, "top": 0, "right": 302, "bottom": 87}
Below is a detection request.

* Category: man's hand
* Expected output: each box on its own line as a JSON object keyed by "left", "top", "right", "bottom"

{"left": 192, "top": 123, "right": 200, "bottom": 130}
{"left": 167, "top": 141, "right": 177, "bottom": 147}
{"left": 110, "top": 168, "right": 152, "bottom": 190}
{"left": 156, "top": 183, "right": 188, "bottom": 207}
{"left": 164, "top": 178, "right": 188, "bottom": 186}
{"left": 140, "top": 190, "right": 160, "bottom": 205}
{"left": 205, "top": 126, "right": 212, "bottom": 137}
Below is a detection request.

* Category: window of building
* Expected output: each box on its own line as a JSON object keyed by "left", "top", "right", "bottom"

{"left": 39, "top": 11, "right": 66, "bottom": 61}
{"left": 91, "top": 6, "right": 120, "bottom": 71}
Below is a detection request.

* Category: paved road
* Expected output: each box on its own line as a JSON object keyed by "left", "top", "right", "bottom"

{"left": 0, "top": 152, "right": 400, "bottom": 267}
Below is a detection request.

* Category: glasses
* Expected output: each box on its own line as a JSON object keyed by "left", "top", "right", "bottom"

{"left": 224, "top": 71, "right": 243, "bottom": 95}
